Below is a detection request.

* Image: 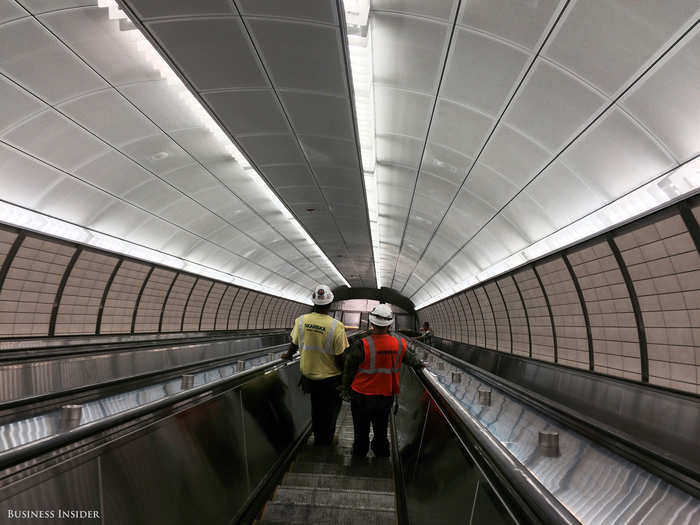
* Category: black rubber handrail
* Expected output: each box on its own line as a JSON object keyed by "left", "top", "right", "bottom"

{"left": 0, "top": 341, "right": 290, "bottom": 413}
{"left": 0, "top": 329, "right": 288, "bottom": 362}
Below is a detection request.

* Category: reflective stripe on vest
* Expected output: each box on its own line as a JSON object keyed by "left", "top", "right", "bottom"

{"left": 357, "top": 335, "right": 404, "bottom": 374}
{"left": 298, "top": 314, "right": 339, "bottom": 355}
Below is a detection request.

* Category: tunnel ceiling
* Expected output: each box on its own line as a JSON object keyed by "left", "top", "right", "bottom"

{"left": 0, "top": 0, "right": 374, "bottom": 306}
{"left": 371, "top": 0, "right": 699, "bottom": 308}
{"left": 120, "top": 0, "right": 377, "bottom": 289}
{"left": 0, "top": 0, "right": 698, "bottom": 307}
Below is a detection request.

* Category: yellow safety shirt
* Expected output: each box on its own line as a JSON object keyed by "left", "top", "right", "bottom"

{"left": 290, "top": 312, "right": 349, "bottom": 380}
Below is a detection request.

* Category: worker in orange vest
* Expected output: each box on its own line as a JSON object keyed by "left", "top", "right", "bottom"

{"left": 341, "top": 304, "right": 423, "bottom": 457}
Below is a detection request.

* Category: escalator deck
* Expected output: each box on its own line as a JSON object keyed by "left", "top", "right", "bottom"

{"left": 257, "top": 405, "right": 397, "bottom": 524}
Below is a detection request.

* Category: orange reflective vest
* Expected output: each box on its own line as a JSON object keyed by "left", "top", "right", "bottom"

{"left": 351, "top": 334, "right": 407, "bottom": 396}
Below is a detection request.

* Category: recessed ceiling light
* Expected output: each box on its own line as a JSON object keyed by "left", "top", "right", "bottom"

{"left": 150, "top": 151, "right": 169, "bottom": 161}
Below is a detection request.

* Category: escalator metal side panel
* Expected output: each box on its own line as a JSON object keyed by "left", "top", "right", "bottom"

{"left": 431, "top": 337, "right": 700, "bottom": 484}
{"left": 0, "top": 333, "right": 290, "bottom": 405}
{"left": 394, "top": 368, "right": 520, "bottom": 525}
{"left": 0, "top": 363, "right": 309, "bottom": 525}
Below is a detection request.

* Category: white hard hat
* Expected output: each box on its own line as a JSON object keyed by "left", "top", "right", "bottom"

{"left": 312, "top": 285, "right": 334, "bottom": 305}
{"left": 369, "top": 303, "right": 393, "bottom": 327}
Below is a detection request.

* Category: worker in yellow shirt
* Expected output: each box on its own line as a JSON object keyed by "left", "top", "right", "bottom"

{"left": 283, "top": 285, "right": 349, "bottom": 446}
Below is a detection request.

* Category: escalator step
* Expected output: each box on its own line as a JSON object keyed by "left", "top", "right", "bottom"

{"left": 271, "top": 486, "right": 395, "bottom": 510}
{"left": 258, "top": 502, "right": 395, "bottom": 525}
{"left": 289, "top": 459, "right": 393, "bottom": 479}
{"left": 282, "top": 472, "right": 394, "bottom": 492}
{"left": 296, "top": 444, "right": 354, "bottom": 459}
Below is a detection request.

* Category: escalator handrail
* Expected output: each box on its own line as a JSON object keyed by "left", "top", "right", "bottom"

{"left": 409, "top": 340, "right": 580, "bottom": 525}
{"left": 0, "top": 330, "right": 369, "bottom": 472}
{"left": 0, "top": 340, "right": 293, "bottom": 413}
{"left": 0, "top": 354, "right": 300, "bottom": 472}
{"left": 0, "top": 329, "right": 290, "bottom": 363}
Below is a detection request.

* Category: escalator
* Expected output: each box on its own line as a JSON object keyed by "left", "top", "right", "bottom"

{"left": 256, "top": 405, "right": 397, "bottom": 524}
{"left": 0, "top": 333, "right": 697, "bottom": 524}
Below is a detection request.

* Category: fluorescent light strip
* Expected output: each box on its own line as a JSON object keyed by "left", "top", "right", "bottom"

{"left": 364, "top": 170, "right": 382, "bottom": 287}
{"left": 344, "top": 0, "right": 380, "bottom": 287}
{"left": 96, "top": 0, "right": 348, "bottom": 291}
{"left": 415, "top": 157, "right": 700, "bottom": 310}
{"left": 0, "top": 201, "right": 313, "bottom": 305}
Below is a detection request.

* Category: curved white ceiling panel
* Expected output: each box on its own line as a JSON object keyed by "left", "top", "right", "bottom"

{"left": 1, "top": 0, "right": 697, "bottom": 308}
{"left": 0, "top": 0, "right": 364, "bottom": 303}
{"left": 365, "top": 0, "right": 699, "bottom": 309}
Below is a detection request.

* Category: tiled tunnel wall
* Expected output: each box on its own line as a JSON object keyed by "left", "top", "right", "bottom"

{"left": 0, "top": 226, "right": 309, "bottom": 339}
{"left": 418, "top": 197, "right": 700, "bottom": 395}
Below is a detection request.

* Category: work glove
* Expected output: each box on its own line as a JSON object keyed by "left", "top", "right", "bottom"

{"left": 282, "top": 351, "right": 294, "bottom": 360}
{"left": 414, "top": 361, "right": 427, "bottom": 370}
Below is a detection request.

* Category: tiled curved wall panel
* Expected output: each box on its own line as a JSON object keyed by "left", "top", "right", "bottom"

{"left": 134, "top": 268, "right": 176, "bottom": 333}
{"left": 457, "top": 292, "right": 476, "bottom": 346}
{"left": 514, "top": 268, "right": 555, "bottom": 362}
{"left": 215, "top": 286, "right": 238, "bottom": 330}
{"left": 182, "top": 279, "right": 214, "bottom": 331}
{"left": 439, "top": 300, "right": 453, "bottom": 341}
{"left": 418, "top": 197, "right": 700, "bottom": 395}
{"left": 449, "top": 296, "right": 467, "bottom": 345}
{"left": 228, "top": 289, "right": 250, "bottom": 330}
{"left": 0, "top": 237, "right": 75, "bottom": 337}
{"left": 55, "top": 250, "right": 118, "bottom": 336}
{"left": 535, "top": 258, "right": 589, "bottom": 369}
{"left": 238, "top": 291, "right": 257, "bottom": 330}
{"left": 615, "top": 208, "right": 700, "bottom": 393}
{"left": 485, "top": 282, "right": 511, "bottom": 353}
{"left": 100, "top": 260, "right": 150, "bottom": 334}
{"left": 200, "top": 283, "right": 227, "bottom": 331}
{"left": 466, "top": 290, "right": 485, "bottom": 347}
{"left": 568, "top": 241, "right": 641, "bottom": 380}
{"left": 497, "top": 275, "right": 530, "bottom": 357}
{"left": 264, "top": 297, "right": 279, "bottom": 328}
{"left": 0, "top": 226, "right": 309, "bottom": 340}
{"left": 475, "top": 286, "right": 497, "bottom": 350}
{"left": 161, "top": 274, "right": 197, "bottom": 333}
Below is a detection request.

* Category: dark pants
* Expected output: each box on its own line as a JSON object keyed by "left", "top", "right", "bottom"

{"left": 306, "top": 375, "right": 342, "bottom": 446}
{"left": 350, "top": 392, "right": 393, "bottom": 457}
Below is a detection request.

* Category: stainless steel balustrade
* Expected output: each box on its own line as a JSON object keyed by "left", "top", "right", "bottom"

{"left": 404, "top": 341, "right": 700, "bottom": 525}
{"left": 0, "top": 331, "right": 367, "bottom": 523}
{"left": 426, "top": 336, "right": 700, "bottom": 484}
{"left": 0, "top": 332, "right": 289, "bottom": 405}
{"left": 0, "top": 352, "right": 308, "bottom": 524}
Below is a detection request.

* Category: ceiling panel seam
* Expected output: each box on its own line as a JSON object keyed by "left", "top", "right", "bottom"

{"left": 407, "top": 17, "right": 698, "bottom": 301}
{"left": 25, "top": 7, "right": 342, "bottom": 287}
{"left": 369, "top": 9, "right": 455, "bottom": 26}
{"left": 387, "top": 0, "right": 465, "bottom": 289}
{"left": 239, "top": 14, "right": 337, "bottom": 29}
{"left": 233, "top": 6, "right": 371, "bottom": 285}
{"left": 455, "top": 23, "right": 538, "bottom": 55}
{"left": 397, "top": 0, "right": 576, "bottom": 294}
